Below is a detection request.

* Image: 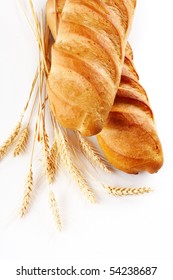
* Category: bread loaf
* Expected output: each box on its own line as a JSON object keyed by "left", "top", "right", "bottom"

{"left": 97, "top": 44, "right": 163, "bottom": 174}
{"left": 47, "top": 0, "right": 136, "bottom": 136}
{"left": 46, "top": 0, "right": 163, "bottom": 173}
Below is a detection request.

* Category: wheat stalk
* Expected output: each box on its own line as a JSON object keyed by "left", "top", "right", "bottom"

{"left": 55, "top": 128, "right": 95, "bottom": 203}
{"left": 48, "top": 189, "right": 62, "bottom": 231}
{"left": 29, "top": 0, "right": 48, "bottom": 74}
{"left": 20, "top": 166, "right": 33, "bottom": 217}
{"left": 13, "top": 127, "right": 29, "bottom": 157}
{"left": 37, "top": 24, "right": 53, "bottom": 184}
{"left": 0, "top": 121, "right": 22, "bottom": 159}
{"left": 105, "top": 186, "right": 152, "bottom": 196}
{"left": 23, "top": 69, "right": 39, "bottom": 113}
{"left": 77, "top": 132, "right": 111, "bottom": 173}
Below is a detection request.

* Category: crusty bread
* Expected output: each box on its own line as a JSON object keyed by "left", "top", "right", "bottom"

{"left": 46, "top": 0, "right": 163, "bottom": 174}
{"left": 97, "top": 43, "right": 163, "bottom": 174}
{"left": 47, "top": 0, "right": 136, "bottom": 136}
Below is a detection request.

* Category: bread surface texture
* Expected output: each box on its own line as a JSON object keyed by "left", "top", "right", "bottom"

{"left": 47, "top": 0, "right": 136, "bottom": 135}
{"left": 97, "top": 44, "right": 163, "bottom": 174}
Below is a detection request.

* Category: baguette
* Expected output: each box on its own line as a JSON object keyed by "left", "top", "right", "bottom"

{"left": 46, "top": 0, "right": 163, "bottom": 173}
{"left": 97, "top": 44, "right": 163, "bottom": 174}
{"left": 47, "top": 0, "right": 136, "bottom": 136}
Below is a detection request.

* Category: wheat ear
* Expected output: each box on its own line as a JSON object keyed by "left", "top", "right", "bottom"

{"left": 13, "top": 127, "right": 29, "bottom": 157}
{"left": 105, "top": 186, "right": 152, "bottom": 196}
{"left": 48, "top": 140, "right": 58, "bottom": 183}
{"left": 20, "top": 166, "right": 33, "bottom": 217}
{"left": 44, "top": 131, "right": 50, "bottom": 156}
{"left": 77, "top": 132, "right": 111, "bottom": 173}
{"left": 41, "top": 129, "right": 50, "bottom": 160}
{"left": 41, "top": 128, "right": 55, "bottom": 184}
{"left": 0, "top": 121, "right": 22, "bottom": 159}
{"left": 48, "top": 189, "right": 62, "bottom": 231}
{"left": 55, "top": 129, "right": 95, "bottom": 203}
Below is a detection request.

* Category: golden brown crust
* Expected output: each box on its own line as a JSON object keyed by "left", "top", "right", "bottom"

{"left": 97, "top": 47, "right": 163, "bottom": 174}
{"left": 47, "top": 0, "right": 135, "bottom": 136}
{"left": 46, "top": 1, "right": 163, "bottom": 173}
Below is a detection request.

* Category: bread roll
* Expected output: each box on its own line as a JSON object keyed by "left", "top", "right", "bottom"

{"left": 97, "top": 43, "right": 163, "bottom": 174}
{"left": 47, "top": 0, "right": 136, "bottom": 136}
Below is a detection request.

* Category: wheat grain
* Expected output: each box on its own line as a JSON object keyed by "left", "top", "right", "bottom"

{"left": 20, "top": 167, "right": 33, "bottom": 217}
{"left": 0, "top": 121, "right": 22, "bottom": 159}
{"left": 55, "top": 129, "right": 95, "bottom": 203}
{"left": 13, "top": 127, "right": 29, "bottom": 157}
{"left": 48, "top": 189, "right": 62, "bottom": 231}
{"left": 77, "top": 132, "right": 111, "bottom": 173}
{"left": 105, "top": 186, "right": 152, "bottom": 196}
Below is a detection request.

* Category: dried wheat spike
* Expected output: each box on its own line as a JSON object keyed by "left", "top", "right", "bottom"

{"left": 13, "top": 127, "right": 29, "bottom": 157}
{"left": 48, "top": 140, "right": 58, "bottom": 183}
{"left": 44, "top": 131, "right": 50, "bottom": 156}
{"left": 105, "top": 186, "right": 152, "bottom": 196}
{"left": 41, "top": 129, "right": 53, "bottom": 184}
{"left": 20, "top": 167, "right": 33, "bottom": 217}
{"left": 48, "top": 189, "right": 62, "bottom": 231}
{"left": 0, "top": 121, "right": 21, "bottom": 159}
{"left": 78, "top": 133, "right": 111, "bottom": 173}
{"left": 41, "top": 129, "right": 50, "bottom": 157}
{"left": 56, "top": 129, "right": 95, "bottom": 203}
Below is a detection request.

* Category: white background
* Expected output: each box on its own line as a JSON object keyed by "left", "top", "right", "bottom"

{"left": 0, "top": 0, "right": 173, "bottom": 277}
